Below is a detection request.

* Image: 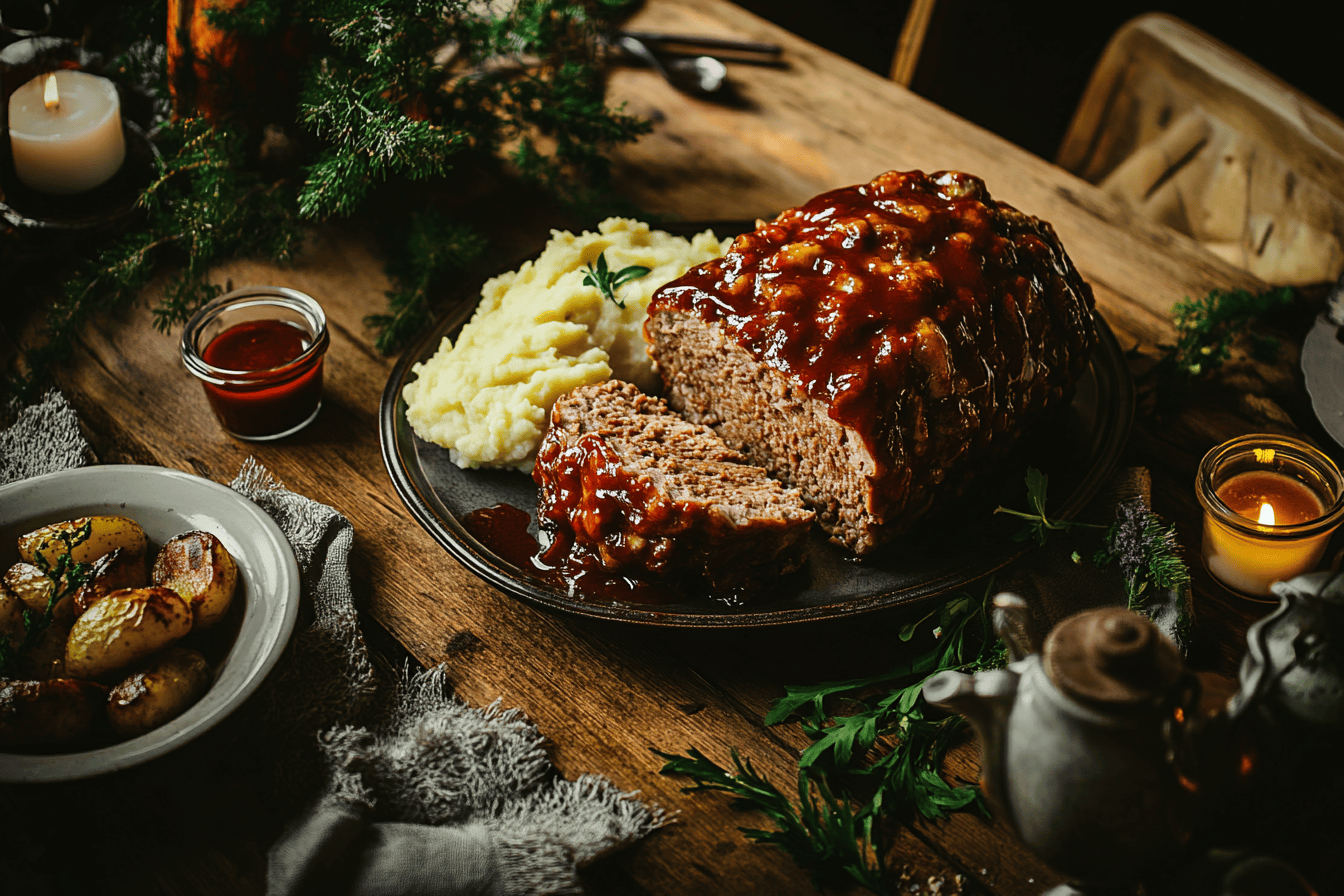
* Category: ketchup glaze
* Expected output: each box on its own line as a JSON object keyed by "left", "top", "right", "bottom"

{"left": 646, "top": 170, "right": 1097, "bottom": 518}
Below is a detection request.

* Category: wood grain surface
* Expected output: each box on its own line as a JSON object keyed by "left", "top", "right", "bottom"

{"left": 4, "top": 1, "right": 1338, "bottom": 894}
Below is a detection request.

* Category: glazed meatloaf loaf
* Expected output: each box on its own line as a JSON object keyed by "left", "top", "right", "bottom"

{"left": 533, "top": 380, "right": 814, "bottom": 593}
{"left": 644, "top": 170, "right": 1097, "bottom": 555}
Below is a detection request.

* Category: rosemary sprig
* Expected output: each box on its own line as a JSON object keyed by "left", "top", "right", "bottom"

{"left": 655, "top": 748, "right": 886, "bottom": 893}
{"left": 0, "top": 521, "right": 95, "bottom": 678}
{"left": 659, "top": 581, "right": 1003, "bottom": 895}
{"left": 581, "top": 251, "right": 651, "bottom": 308}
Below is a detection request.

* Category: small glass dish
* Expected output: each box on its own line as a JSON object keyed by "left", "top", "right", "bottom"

{"left": 1195, "top": 434, "right": 1344, "bottom": 599}
{"left": 181, "top": 287, "right": 330, "bottom": 441}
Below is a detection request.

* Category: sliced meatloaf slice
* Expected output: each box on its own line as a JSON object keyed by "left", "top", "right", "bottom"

{"left": 532, "top": 380, "right": 814, "bottom": 595}
{"left": 645, "top": 169, "right": 1097, "bottom": 555}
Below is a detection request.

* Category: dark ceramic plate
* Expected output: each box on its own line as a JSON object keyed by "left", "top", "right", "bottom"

{"left": 379, "top": 223, "right": 1135, "bottom": 627}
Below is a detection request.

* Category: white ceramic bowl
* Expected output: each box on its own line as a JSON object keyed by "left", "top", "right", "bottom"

{"left": 0, "top": 465, "right": 300, "bottom": 782}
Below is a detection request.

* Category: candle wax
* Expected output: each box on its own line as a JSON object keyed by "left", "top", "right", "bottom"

{"left": 8, "top": 70, "right": 125, "bottom": 194}
{"left": 1216, "top": 471, "right": 1325, "bottom": 525}
{"left": 1203, "top": 470, "right": 1331, "bottom": 598}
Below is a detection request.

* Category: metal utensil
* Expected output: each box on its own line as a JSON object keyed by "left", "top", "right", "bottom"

{"left": 615, "top": 34, "right": 727, "bottom": 97}
{"left": 619, "top": 29, "right": 782, "bottom": 57}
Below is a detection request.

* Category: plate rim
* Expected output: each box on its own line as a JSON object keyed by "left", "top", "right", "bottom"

{"left": 0, "top": 464, "right": 301, "bottom": 782}
{"left": 379, "top": 225, "right": 1135, "bottom": 628}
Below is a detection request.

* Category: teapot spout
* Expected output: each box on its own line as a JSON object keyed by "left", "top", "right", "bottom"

{"left": 923, "top": 667, "right": 1019, "bottom": 810}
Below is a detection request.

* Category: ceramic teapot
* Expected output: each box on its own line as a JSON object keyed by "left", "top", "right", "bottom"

{"left": 923, "top": 595, "right": 1201, "bottom": 885}
{"left": 1197, "top": 571, "right": 1344, "bottom": 882}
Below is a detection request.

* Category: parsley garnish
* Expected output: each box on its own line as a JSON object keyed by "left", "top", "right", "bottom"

{"left": 582, "top": 252, "right": 651, "bottom": 309}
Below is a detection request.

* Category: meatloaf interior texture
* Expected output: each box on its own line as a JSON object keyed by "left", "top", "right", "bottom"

{"left": 533, "top": 380, "right": 814, "bottom": 594}
{"left": 645, "top": 169, "right": 1097, "bottom": 555}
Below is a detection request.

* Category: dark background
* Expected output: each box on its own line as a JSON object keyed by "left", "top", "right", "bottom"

{"left": 732, "top": 0, "right": 1344, "bottom": 162}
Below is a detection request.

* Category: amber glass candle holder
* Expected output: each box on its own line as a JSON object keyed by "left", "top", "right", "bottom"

{"left": 1196, "top": 434, "right": 1344, "bottom": 599}
{"left": 181, "top": 287, "right": 330, "bottom": 441}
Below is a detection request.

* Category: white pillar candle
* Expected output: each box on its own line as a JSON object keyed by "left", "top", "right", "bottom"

{"left": 8, "top": 69, "right": 125, "bottom": 194}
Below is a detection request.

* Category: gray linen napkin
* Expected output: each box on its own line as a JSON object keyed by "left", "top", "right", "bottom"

{"left": 1, "top": 392, "right": 664, "bottom": 896}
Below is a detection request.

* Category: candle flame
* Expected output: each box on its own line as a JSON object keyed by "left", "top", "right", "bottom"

{"left": 1258, "top": 502, "right": 1275, "bottom": 526}
{"left": 43, "top": 73, "right": 59, "bottom": 110}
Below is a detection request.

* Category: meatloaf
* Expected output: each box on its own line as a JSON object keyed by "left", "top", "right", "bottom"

{"left": 532, "top": 380, "right": 814, "bottom": 594}
{"left": 644, "top": 169, "right": 1096, "bottom": 555}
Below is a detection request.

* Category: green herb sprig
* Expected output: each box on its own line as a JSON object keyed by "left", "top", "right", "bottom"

{"left": 659, "top": 581, "right": 1004, "bottom": 894}
{"left": 0, "top": 521, "right": 95, "bottom": 678}
{"left": 994, "top": 467, "right": 1103, "bottom": 545}
{"left": 655, "top": 748, "right": 887, "bottom": 893}
{"left": 1094, "top": 498, "right": 1192, "bottom": 646}
{"left": 581, "top": 252, "right": 651, "bottom": 308}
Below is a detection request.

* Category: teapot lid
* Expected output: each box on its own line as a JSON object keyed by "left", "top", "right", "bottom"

{"left": 1044, "top": 608, "right": 1182, "bottom": 706}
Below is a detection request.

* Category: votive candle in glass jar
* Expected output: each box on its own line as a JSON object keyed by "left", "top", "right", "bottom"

{"left": 181, "top": 287, "right": 330, "bottom": 441}
{"left": 1195, "top": 434, "right": 1344, "bottom": 599}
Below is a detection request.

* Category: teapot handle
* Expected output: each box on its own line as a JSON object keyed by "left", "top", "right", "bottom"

{"left": 1162, "top": 670, "right": 1203, "bottom": 788}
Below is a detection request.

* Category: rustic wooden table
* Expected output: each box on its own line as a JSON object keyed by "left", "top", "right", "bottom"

{"left": 4, "top": 0, "right": 1339, "bottom": 894}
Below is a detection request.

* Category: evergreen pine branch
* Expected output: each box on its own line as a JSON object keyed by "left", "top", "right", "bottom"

{"left": 1094, "top": 499, "right": 1190, "bottom": 619}
{"left": 9, "top": 117, "right": 304, "bottom": 402}
{"left": 1165, "top": 287, "right": 1296, "bottom": 378}
{"left": 366, "top": 210, "right": 488, "bottom": 353}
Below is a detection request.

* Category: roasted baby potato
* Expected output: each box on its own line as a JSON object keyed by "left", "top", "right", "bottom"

{"left": 73, "top": 548, "right": 148, "bottom": 617}
{"left": 0, "top": 589, "right": 25, "bottom": 644}
{"left": 107, "top": 646, "right": 211, "bottom": 738}
{"left": 0, "top": 678, "right": 106, "bottom": 748}
{"left": 13, "top": 622, "right": 69, "bottom": 681}
{"left": 18, "top": 515, "right": 148, "bottom": 571}
{"left": 4, "top": 562, "right": 54, "bottom": 612}
{"left": 152, "top": 532, "right": 238, "bottom": 630}
{"left": 4, "top": 562, "right": 73, "bottom": 629}
{"left": 65, "top": 587, "right": 192, "bottom": 680}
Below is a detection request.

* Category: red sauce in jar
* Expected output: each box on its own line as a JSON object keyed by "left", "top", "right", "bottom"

{"left": 200, "top": 319, "right": 324, "bottom": 438}
{"left": 203, "top": 319, "right": 308, "bottom": 371}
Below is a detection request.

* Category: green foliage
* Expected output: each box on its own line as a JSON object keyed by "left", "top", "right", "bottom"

{"left": 1095, "top": 499, "right": 1191, "bottom": 641}
{"left": 655, "top": 748, "right": 887, "bottom": 893}
{"left": 660, "top": 582, "right": 1004, "bottom": 895}
{"left": 994, "top": 467, "right": 1104, "bottom": 545}
{"left": 1167, "top": 287, "right": 1296, "bottom": 378}
{"left": 367, "top": 210, "right": 489, "bottom": 353}
{"left": 581, "top": 251, "right": 650, "bottom": 308}
{"left": 8, "top": 0, "right": 649, "bottom": 403}
{"left": 12, "top": 118, "right": 304, "bottom": 402}
{"left": 0, "top": 521, "right": 94, "bottom": 679}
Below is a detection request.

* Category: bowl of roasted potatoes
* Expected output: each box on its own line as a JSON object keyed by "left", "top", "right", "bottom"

{"left": 0, "top": 465, "right": 300, "bottom": 782}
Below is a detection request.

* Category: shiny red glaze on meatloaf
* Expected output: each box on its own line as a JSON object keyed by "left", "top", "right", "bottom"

{"left": 644, "top": 169, "right": 1096, "bottom": 554}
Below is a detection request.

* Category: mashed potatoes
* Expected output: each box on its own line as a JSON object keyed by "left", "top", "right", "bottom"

{"left": 402, "top": 218, "right": 728, "bottom": 470}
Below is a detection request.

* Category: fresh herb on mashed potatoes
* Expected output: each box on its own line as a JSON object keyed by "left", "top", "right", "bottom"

{"left": 402, "top": 218, "right": 729, "bottom": 471}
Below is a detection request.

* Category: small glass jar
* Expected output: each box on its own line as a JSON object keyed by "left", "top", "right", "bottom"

{"left": 1196, "top": 434, "right": 1344, "bottom": 599}
{"left": 181, "top": 286, "right": 330, "bottom": 441}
